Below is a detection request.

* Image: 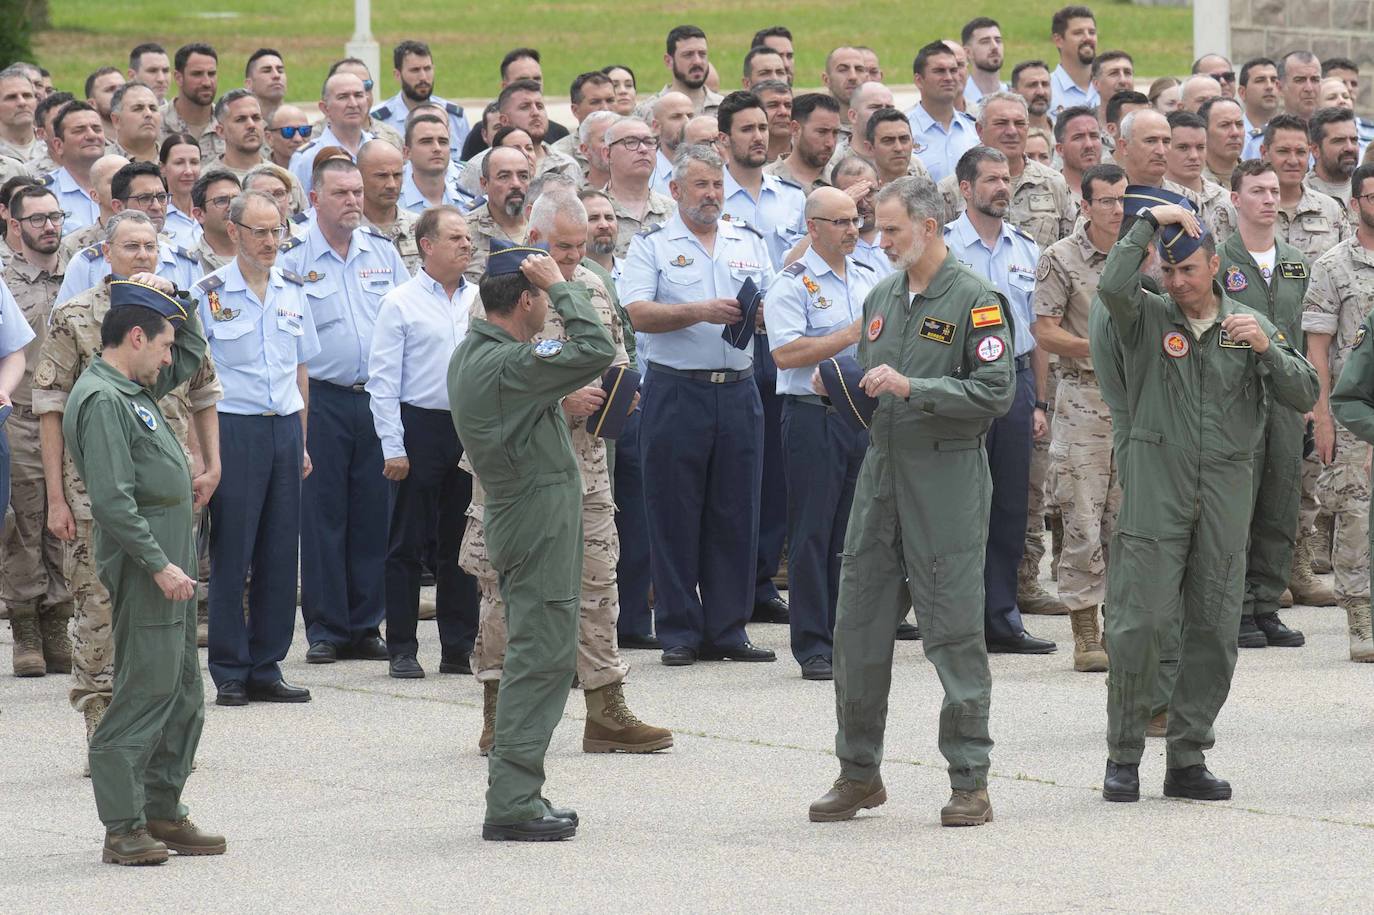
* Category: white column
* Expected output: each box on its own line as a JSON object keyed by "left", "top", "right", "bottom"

{"left": 345, "top": 0, "right": 381, "bottom": 83}
{"left": 1194, "top": 0, "right": 1231, "bottom": 60}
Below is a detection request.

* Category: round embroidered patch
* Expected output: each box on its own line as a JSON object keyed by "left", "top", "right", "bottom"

{"left": 533, "top": 339, "right": 563, "bottom": 358}
{"left": 1163, "top": 330, "right": 1190, "bottom": 358}
{"left": 976, "top": 335, "right": 1005, "bottom": 362}
{"left": 867, "top": 316, "right": 884, "bottom": 341}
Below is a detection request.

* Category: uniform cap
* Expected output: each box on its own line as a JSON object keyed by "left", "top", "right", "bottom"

{"left": 819, "top": 354, "right": 878, "bottom": 433}
{"left": 1122, "top": 184, "right": 1208, "bottom": 264}
{"left": 485, "top": 239, "right": 550, "bottom": 278}
{"left": 109, "top": 280, "right": 189, "bottom": 323}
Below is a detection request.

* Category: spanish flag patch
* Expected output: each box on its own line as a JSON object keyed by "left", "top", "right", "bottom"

{"left": 971, "top": 303, "right": 1004, "bottom": 328}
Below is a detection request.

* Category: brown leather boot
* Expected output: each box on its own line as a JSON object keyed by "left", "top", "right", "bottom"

{"left": 1289, "top": 529, "right": 1335, "bottom": 607}
{"left": 40, "top": 613, "right": 72, "bottom": 673}
{"left": 809, "top": 775, "right": 886, "bottom": 822}
{"left": 1069, "top": 607, "right": 1108, "bottom": 672}
{"left": 583, "top": 682, "right": 673, "bottom": 753}
{"left": 146, "top": 817, "right": 226, "bottom": 855}
{"left": 478, "top": 680, "right": 497, "bottom": 756}
{"left": 102, "top": 828, "right": 168, "bottom": 866}
{"left": 941, "top": 788, "right": 993, "bottom": 826}
{"left": 9, "top": 608, "right": 45, "bottom": 677}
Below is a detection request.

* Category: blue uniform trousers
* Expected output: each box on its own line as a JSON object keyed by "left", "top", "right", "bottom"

{"left": 782, "top": 397, "right": 865, "bottom": 665}
{"left": 384, "top": 404, "right": 478, "bottom": 660}
{"left": 301, "top": 380, "right": 387, "bottom": 648}
{"left": 207, "top": 413, "right": 303, "bottom": 687}
{"left": 640, "top": 367, "right": 762, "bottom": 651}
{"left": 983, "top": 363, "right": 1033, "bottom": 642}
{"left": 613, "top": 407, "right": 654, "bottom": 639}
{"left": 754, "top": 335, "right": 786, "bottom": 604}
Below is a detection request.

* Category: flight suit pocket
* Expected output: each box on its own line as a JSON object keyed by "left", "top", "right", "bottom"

{"left": 1107, "top": 531, "right": 1166, "bottom": 674}
{"left": 127, "top": 613, "right": 184, "bottom": 700}
{"left": 1199, "top": 550, "right": 1243, "bottom": 629}
{"left": 924, "top": 546, "right": 985, "bottom": 647}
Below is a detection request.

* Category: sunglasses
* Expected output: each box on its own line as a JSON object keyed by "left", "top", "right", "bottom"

{"left": 270, "top": 124, "right": 314, "bottom": 139}
{"left": 1211, "top": 70, "right": 1236, "bottom": 83}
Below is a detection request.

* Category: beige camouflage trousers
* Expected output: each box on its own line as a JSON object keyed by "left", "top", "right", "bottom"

{"left": 1317, "top": 426, "right": 1371, "bottom": 602}
{"left": 461, "top": 485, "right": 628, "bottom": 690}
{"left": 1, "top": 408, "right": 72, "bottom": 620}
{"left": 1298, "top": 451, "right": 1322, "bottom": 531}
{"left": 1048, "top": 374, "right": 1120, "bottom": 609}
{"left": 1021, "top": 368, "right": 1060, "bottom": 581}
{"left": 65, "top": 519, "right": 113, "bottom": 710}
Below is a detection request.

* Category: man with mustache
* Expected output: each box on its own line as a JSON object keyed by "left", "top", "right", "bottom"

{"left": 1012, "top": 61, "right": 1056, "bottom": 137}
{"left": 372, "top": 40, "right": 470, "bottom": 165}
{"left": 162, "top": 43, "right": 223, "bottom": 163}
{"left": 463, "top": 146, "right": 532, "bottom": 283}
{"left": 1305, "top": 107, "right": 1360, "bottom": 208}
{"left": 1049, "top": 5, "right": 1099, "bottom": 114}
{"left": 638, "top": 25, "right": 723, "bottom": 118}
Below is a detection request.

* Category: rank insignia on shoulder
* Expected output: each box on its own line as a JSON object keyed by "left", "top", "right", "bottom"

{"left": 1218, "top": 327, "right": 1252, "bottom": 348}
{"left": 1278, "top": 262, "right": 1307, "bottom": 279}
{"left": 533, "top": 338, "right": 563, "bottom": 358}
{"left": 82, "top": 245, "right": 102, "bottom": 261}
{"left": 196, "top": 274, "right": 225, "bottom": 292}
{"left": 132, "top": 401, "right": 158, "bottom": 431}
{"left": 1357, "top": 324, "right": 1369, "bottom": 348}
{"left": 281, "top": 270, "right": 305, "bottom": 285}
{"left": 971, "top": 303, "right": 1004, "bottom": 328}
{"left": 1224, "top": 266, "right": 1248, "bottom": 292}
{"left": 918, "top": 316, "right": 956, "bottom": 344}
{"left": 975, "top": 335, "right": 1005, "bottom": 362}
{"left": 1162, "top": 330, "right": 1190, "bottom": 358}
{"left": 802, "top": 275, "right": 820, "bottom": 295}
{"left": 783, "top": 261, "right": 806, "bottom": 277}
{"left": 669, "top": 254, "right": 693, "bottom": 267}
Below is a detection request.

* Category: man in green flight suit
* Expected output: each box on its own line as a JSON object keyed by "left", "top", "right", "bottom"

{"left": 449, "top": 240, "right": 615, "bottom": 842}
{"left": 1097, "top": 186, "right": 1318, "bottom": 805}
{"left": 64, "top": 278, "right": 226, "bottom": 865}
{"left": 807, "top": 175, "right": 1016, "bottom": 828}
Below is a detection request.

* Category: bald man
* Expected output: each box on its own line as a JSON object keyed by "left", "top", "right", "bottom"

{"left": 1180, "top": 75, "right": 1223, "bottom": 114}
{"left": 56, "top": 154, "right": 132, "bottom": 271}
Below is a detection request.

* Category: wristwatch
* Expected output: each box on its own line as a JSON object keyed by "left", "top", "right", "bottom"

{"left": 1034, "top": 400, "right": 1050, "bottom": 411}
{"left": 1139, "top": 208, "right": 1160, "bottom": 230}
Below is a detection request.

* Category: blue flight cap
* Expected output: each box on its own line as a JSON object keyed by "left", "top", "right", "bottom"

{"left": 108, "top": 279, "right": 189, "bottom": 323}
{"left": 819, "top": 354, "right": 878, "bottom": 433}
{"left": 485, "top": 239, "right": 550, "bottom": 278}
{"left": 1122, "top": 184, "right": 1209, "bottom": 264}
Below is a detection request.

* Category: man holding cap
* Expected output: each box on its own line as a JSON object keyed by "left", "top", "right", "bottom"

{"left": 1097, "top": 185, "right": 1317, "bottom": 805}
{"left": 64, "top": 277, "right": 225, "bottom": 865}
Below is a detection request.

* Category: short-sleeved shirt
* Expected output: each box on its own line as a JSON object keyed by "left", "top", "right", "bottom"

{"left": 767, "top": 245, "right": 880, "bottom": 395}
{"left": 1051, "top": 65, "right": 1098, "bottom": 115}
{"left": 722, "top": 168, "right": 806, "bottom": 269}
{"left": 288, "top": 123, "right": 375, "bottom": 195}
{"left": 371, "top": 94, "right": 470, "bottom": 162}
{"left": 607, "top": 187, "right": 675, "bottom": 258}
{"left": 43, "top": 168, "right": 100, "bottom": 232}
{"left": 906, "top": 103, "right": 980, "bottom": 184}
{"left": 1032, "top": 222, "right": 1108, "bottom": 372}
{"left": 944, "top": 212, "right": 1040, "bottom": 356}
{"left": 1302, "top": 237, "right": 1374, "bottom": 380}
{"left": 57, "top": 239, "right": 199, "bottom": 306}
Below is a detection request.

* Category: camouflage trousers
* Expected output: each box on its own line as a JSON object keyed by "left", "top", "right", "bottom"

{"left": 1048, "top": 375, "right": 1120, "bottom": 609}
{"left": 1317, "top": 426, "right": 1371, "bottom": 602}
{"left": 1021, "top": 368, "right": 1060, "bottom": 582}
{"left": 461, "top": 485, "right": 628, "bottom": 691}
{"left": 1, "top": 408, "right": 72, "bottom": 621}
{"left": 1298, "top": 451, "right": 1322, "bottom": 532}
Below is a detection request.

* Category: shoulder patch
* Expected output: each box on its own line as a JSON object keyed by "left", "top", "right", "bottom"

{"left": 783, "top": 261, "right": 806, "bottom": 277}
{"left": 445, "top": 101, "right": 464, "bottom": 118}
{"left": 373, "top": 105, "right": 392, "bottom": 121}
{"left": 195, "top": 273, "right": 225, "bottom": 292}
{"left": 1036, "top": 257, "right": 1052, "bottom": 281}
{"left": 533, "top": 338, "right": 563, "bottom": 358}
{"left": 280, "top": 270, "right": 305, "bottom": 286}
{"left": 81, "top": 245, "right": 102, "bottom": 261}
{"left": 971, "top": 301, "right": 1004, "bottom": 328}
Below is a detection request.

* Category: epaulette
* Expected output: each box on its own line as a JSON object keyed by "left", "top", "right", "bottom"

{"left": 291, "top": 211, "right": 310, "bottom": 224}
{"left": 1010, "top": 224, "right": 1036, "bottom": 245}
{"left": 721, "top": 214, "right": 764, "bottom": 239}
{"left": 280, "top": 270, "right": 305, "bottom": 286}
{"left": 956, "top": 109, "right": 977, "bottom": 123}
{"left": 783, "top": 261, "right": 806, "bottom": 277}
{"left": 851, "top": 259, "right": 875, "bottom": 272}
{"left": 373, "top": 105, "right": 392, "bottom": 121}
{"left": 361, "top": 226, "right": 390, "bottom": 242}
{"left": 40, "top": 172, "right": 54, "bottom": 187}
{"left": 637, "top": 223, "right": 663, "bottom": 237}
{"left": 297, "top": 139, "right": 319, "bottom": 155}
{"left": 174, "top": 246, "right": 198, "bottom": 263}
{"left": 280, "top": 235, "right": 304, "bottom": 252}
{"left": 81, "top": 245, "right": 102, "bottom": 261}
{"left": 196, "top": 273, "right": 225, "bottom": 292}
{"left": 773, "top": 174, "right": 804, "bottom": 193}
{"left": 445, "top": 101, "right": 464, "bottom": 118}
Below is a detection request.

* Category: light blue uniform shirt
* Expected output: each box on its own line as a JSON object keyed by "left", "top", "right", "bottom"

{"left": 192, "top": 260, "right": 321, "bottom": 415}
{"left": 943, "top": 212, "right": 1039, "bottom": 357}
{"left": 279, "top": 222, "right": 409, "bottom": 386}
{"left": 398, "top": 164, "right": 469, "bottom": 213}
{"left": 371, "top": 93, "right": 471, "bottom": 162}
{"left": 44, "top": 168, "right": 100, "bottom": 232}
{"left": 650, "top": 150, "right": 675, "bottom": 197}
{"left": 767, "top": 246, "right": 880, "bottom": 395}
{"left": 906, "top": 103, "right": 980, "bottom": 184}
{"left": 288, "top": 124, "right": 375, "bottom": 194}
{"left": 852, "top": 235, "right": 895, "bottom": 278}
{"left": 618, "top": 212, "right": 776, "bottom": 372}
{"left": 56, "top": 240, "right": 198, "bottom": 306}
{"left": 163, "top": 204, "right": 202, "bottom": 250}
{"left": 1241, "top": 113, "right": 1267, "bottom": 161}
{"left": 721, "top": 167, "right": 805, "bottom": 269}
{"left": 1050, "top": 65, "right": 1098, "bottom": 115}
{"left": 0, "top": 277, "right": 37, "bottom": 356}
{"left": 964, "top": 79, "right": 1007, "bottom": 111}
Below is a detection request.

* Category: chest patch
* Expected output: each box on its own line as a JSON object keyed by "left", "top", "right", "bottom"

{"left": 132, "top": 401, "right": 157, "bottom": 431}
{"left": 533, "top": 339, "right": 563, "bottom": 359}
{"left": 1224, "top": 266, "right": 1248, "bottom": 292}
{"left": 975, "top": 335, "right": 1005, "bottom": 362}
{"left": 1218, "top": 327, "right": 1252, "bottom": 349}
{"left": 1278, "top": 262, "right": 1307, "bottom": 279}
{"left": 669, "top": 254, "right": 693, "bottom": 267}
{"left": 1163, "top": 330, "right": 1190, "bottom": 358}
{"left": 918, "top": 316, "right": 956, "bottom": 344}
{"left": 802, "top": 275, "right": 819, "bottom": 294}
{"left": 867, "top": 316, "right": 884, "bottom": 341}
{"left": 207, "top": 291, "right": 239, "bottom": 322}
{"left": 813, "top": 296, "right": 831, "bottom": 309}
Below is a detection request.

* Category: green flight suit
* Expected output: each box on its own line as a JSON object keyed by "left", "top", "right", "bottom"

{"left": 63, "top": 312, "right": 207, "bottom": 834}
{"left": 1217, "top": 232, "right": 1310, "bottom": 620}
{"left": 449, "top": 281, "right": 614, "bottom": 826}
{"left": 832, "top": 250, "right": 1015, "bottom": 792}
{"left": 1330, "top": 309, "right": 1374, "bottom": 598}
{"left": 1099, "top": 219, "right": 1318, "bottom": 768}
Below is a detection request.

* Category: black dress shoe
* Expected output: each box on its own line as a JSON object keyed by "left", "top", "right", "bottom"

{"left": 389, "top": 655, "right": 425, "bottom": 679}
{"left": 896, "top": 621, "right": 921, "bottom": 640}
{"left": 246, "top": 679, "right": 312, "bottom": 703}
{"left": 986, "top": 631, "right": 1057, "bottom": 654}
{"left": 661, "top": 646, "right": 697, "bottom": 666}
{"left": 618, "top": 632, "right": 662, "bottom": 649}
{"left": 1237, "top": 615, "right": 1268, "bottom": 648}
{"left": 1256, "top": 613, "right": 1305, "bottom": 647}
{"left": 541, "top": 798, "right": 578, "bottom": 826}
{"left": 752, "top": 595, "right": 790, "bottom": 624}
{"left": 305, "top": 642, "right": 338, "bottom": 664}
{"left": 1164, "top": 764, "right": 1231, "bottom": 800}
{"left": 482, "top": 815, "right": 576, "bottom": 842}
{"left": 801, "top": 656, "right": 833, "bottom": 680}
{"left": 352, "top": 635, "right": 389, "bottom": 660}
{"left": 215, "top": 680, "right": 248, "bottom": 707}
{"left": 438, "top": 654, "right": 472, "bottom": 674}
{"left": 1102, "top": 760, "right": 1140, "bottom": 802}
{"left": 700, "top": 641, "right": 777, "bottom": 662}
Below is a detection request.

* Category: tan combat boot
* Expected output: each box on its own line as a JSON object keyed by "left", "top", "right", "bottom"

{"left": 1342, "top": 599, "right": 1374, "bottom": 662}
{"left": 583, "top": 682, "right": 673, "bottom": 753}
{"left": 9, "top": 607, "right": 45, "bottom": 677}
{"left": 40, "top": 613, "right": 72, "bottom": 673}
{"left": 1069, "top": 607, "right": 1108, "bottom": 672}
{"left": 1018, "top": 578, "right": 1069, "bottom": 615}
{"left": 941, "top": 788, "right": 993, "bottom": 826}
{"left": 1311, "top": 514, "right": 1334, "bottom": 574}
{"left": 809, "top": 775, "right": 886, "bottom": 822}
{"left": 1288, "top": 530, "right": 1335, "bottom": 607}
{"left": 478, "top": 680, "right": 497, "bottom": 756}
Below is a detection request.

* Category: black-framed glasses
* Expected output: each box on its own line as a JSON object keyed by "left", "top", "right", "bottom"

{"left": 610, "top": 136, "right": 658, "bottom": 151}
{"left": 811, "top": 216, "right": 862, "bottom": 228}
{"left": 121, "top": 192, "right": 170, "bottom": 207}
{"left": 233, "top": 221, "right": 288, "bottom": 240}
{"left": 205, "top": 194, "right": 235, "bottom": 209}
{"left": 1211, "top": 70, "right": 1236, "bottom": 83}
{"left": 17, "top": 210, "right": 68, "bottom": 228}
{"left": 270, "top": 124, "right": 314, "bottom": 140}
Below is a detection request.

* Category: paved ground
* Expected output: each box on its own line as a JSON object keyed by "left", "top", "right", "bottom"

{"left": 2, "top": 581, "right": 1372, "bottom": 913}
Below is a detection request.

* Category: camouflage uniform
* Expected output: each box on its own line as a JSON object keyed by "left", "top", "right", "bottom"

{"left": 0, "top": 136, "right": 45, "bottom": 165}
{"left": 160, "top": 106, "right": 224, "bottom": 162}
{"left": 31, "top": 281, "right": 222, "bottom": 710}
{"left": 1302, "top": 237, "right": 1374, "bottom": 602}
{"left": 364, "top": 207, "right": 422, "bottom": 276}
{"left": 606, "top": 188, "right": 675, "bottom": 258}
{"left": 186, "top": 240, "right": 232, "bottom": 278}
{"left": 1183, "top": 179, "right": 1238, "bottom": 245}
{"left": 1034, "top": 224, "right": 1120, "bottom": 609}
{"left": 462, "top": 204, "right": 527, "bottom": 284}
{"left": 462, "top": 265, "right": 631, "bottom": 690}
{"left": 0, "top": 258, "right": 73, "bottom": 629}
{"left": 763, "top": 155, "right": 830, "bottom": 195}
{"left": 1304, "top": 172, "right": 1352, "bottom": 212}
{"left": 938, "top": 157, "right": 1079, "bottom": 249}
{"left": 56, "top": 223, "right": 102, "bottom": 273}
{"left": 548, "top": 133, "right": 589, "bottom": 179}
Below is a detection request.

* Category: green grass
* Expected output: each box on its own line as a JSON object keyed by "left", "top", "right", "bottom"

{"left": 35, "top": 0, "right": 1191, "bottom": 103}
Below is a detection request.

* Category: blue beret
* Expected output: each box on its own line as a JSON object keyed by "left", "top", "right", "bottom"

{"left": 109, "top": 280, "right": 189, "bottom": 323}
{"left": 819, "top": 355, "right": 877, "bottom": 434}
{"left": 484, "top": 239, "right": 549, "bottom": 278}
{"left": 1122, "top": 184, "right": 1209, "bottom": 265}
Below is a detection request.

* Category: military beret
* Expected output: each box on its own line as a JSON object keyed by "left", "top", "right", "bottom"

{"left": 109, "top": 279, "right": 189, "bottom": 323}
{"left": 485, "top": 238, "right": 549, "bottom": 277}
{"left": 819, "top": 354, "right": 877, "bottom": 434}
{"left": 1123, "top": 184, "right": 1209, "bottom": 265}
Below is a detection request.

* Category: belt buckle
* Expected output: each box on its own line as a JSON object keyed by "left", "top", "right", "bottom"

{"left": 709, "top": 371, "right": 726, "bottom": 384}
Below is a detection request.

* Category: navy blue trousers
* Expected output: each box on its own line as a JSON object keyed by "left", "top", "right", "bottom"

{"left": 613, "top": 407, "right": 653, "bottom": 639}
{"left": 300, "top": 381, "right": 387, "bottom": 648}
{"left": 754, "top": 335, "right": 785, "bottom": 604}
{"left": 782, "top": 398, "right": 866, "bottom": 665}
{"left": 384, "top": 404, "right": 478, "bottom": 660}
{"left": 207, "top": 413, "right": 302, "bottom": 688}
{"left": 640, "top": 368, "right": 762, "bottom": 651}
{"left": 983, "top": 364, "right": 1033, "bottom": 641}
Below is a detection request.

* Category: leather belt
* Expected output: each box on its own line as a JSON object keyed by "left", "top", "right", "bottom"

{"left": 648, "top": 362, "right": 753, "bottom": 384}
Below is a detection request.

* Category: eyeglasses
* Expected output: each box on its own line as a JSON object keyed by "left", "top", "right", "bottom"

{"left": 1354, "top": 193, "right": 1374, "bottom": 203}
{"left": 1211, "top": 71, "right": 1236, "bottom": 83}
{"left": 1091, "top": 196, "right": 1125, "bottom": 208}
{"left": 270, "top": 124, "right": 314, "bottom": 140}
{"left": 205, "top": 194, "right": 235, "bottom": 209}
{"left": 233, "top": 221, "right": 288, "bottom": 240}
{"left": 609, "top": 136, "right": 659, "bottom": 151}
{"left": 811, "top": 216, "right": 863, "bottom": 228}
{"left": 16, "top": 211, "right": 68, "bottom": 228}
{"left": 121, "top": 192, "right": 170, "bottom": 207}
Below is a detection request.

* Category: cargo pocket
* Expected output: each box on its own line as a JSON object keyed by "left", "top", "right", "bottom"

{"left": 923, "top": 546, "right": 985, "bottom": 647}
{"left": 1106, "top": 531, "right": 1166, "bottom": 674}
{"left": 1199, "top": 550, "right": 1243, "bottom": 630}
